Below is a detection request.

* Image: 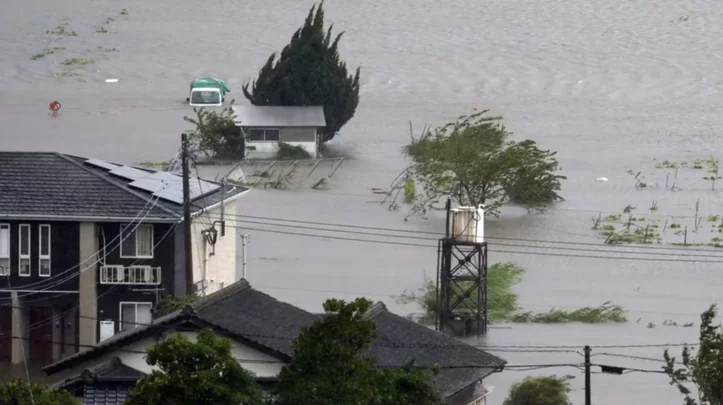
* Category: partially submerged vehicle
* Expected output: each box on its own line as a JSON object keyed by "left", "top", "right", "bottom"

{"left": 187, "top": 77, "right": 230, "bottom": 107}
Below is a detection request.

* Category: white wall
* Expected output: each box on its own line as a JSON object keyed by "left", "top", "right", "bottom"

{"left": 191, "top": 200, "right": 238, "bottom": 295}
{"left": 61, "top": 328, "right": 283, "bottom": 380}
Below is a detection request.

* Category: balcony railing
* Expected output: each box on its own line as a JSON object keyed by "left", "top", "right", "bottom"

{"left": 100, "top": 265, "right": 161, "bottom": 285}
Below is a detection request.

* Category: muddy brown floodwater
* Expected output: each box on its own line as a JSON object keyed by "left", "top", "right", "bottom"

{"left": 3, "top": 0, "right": 723, "bottom": 402}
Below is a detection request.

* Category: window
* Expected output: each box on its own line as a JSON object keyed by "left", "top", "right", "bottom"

{"left": 39, "top": 225, "right": 51, "bottom": 277}
{"left": 119, "top": 302, "right": 152, "bottom": 331}
{"left": 248, "top": 128, "right": 280, "bottom": 142}
{"left": 190, "top": 90, "right": 220, "bottom": 105}
{"left": 0, "top": 224, "right": 9, "bottom": 276}
{"left": 120, "top": 224, "right": 153, "bottom": 258}
{"left": 19, "top": 224, "right": 30, "bottom": 276}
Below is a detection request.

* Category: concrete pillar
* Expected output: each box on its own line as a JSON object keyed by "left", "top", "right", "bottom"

{"left": 78, "top": 222, "right": 98, "bottom": 350}
{"left": 10, "top": 292, "right": 28, "bottom": 365}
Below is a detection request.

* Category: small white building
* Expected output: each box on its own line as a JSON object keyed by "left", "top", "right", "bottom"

{"left": 233, "top": 105, "right": 326, "bottom": 159}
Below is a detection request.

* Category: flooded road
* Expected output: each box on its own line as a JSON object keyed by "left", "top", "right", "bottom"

{"left": 3, "top": 0, "right": 723, "bottom": 403}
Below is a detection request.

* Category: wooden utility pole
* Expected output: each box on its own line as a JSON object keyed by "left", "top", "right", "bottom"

{"left": 584, "top": 345, "right": 592, "bottom": 405}
{"left": 182, "top": 133, "right": 194, "bottom": 295}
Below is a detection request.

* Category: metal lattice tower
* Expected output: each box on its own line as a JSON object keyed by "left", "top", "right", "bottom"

{"left": 435, "top": 201, "right": 489, "bottom": 337}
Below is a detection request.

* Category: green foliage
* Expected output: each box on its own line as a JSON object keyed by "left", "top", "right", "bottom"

{"left": 0, "top": 378, "right": 79, "bottom": 405}
{"left": 152, "top": 294, "right": 198, "bottom": 318}
{"left": 274, "top": 298, "right": 443, "bottom": 405}
{"left": 405, "top": 110, "right": 565, "bottom": 216}
{"left": 395, "top": 262, "right": 627, "bottom": 324}
{"left": 502, "top": 376, "right": 573, "bottom": 405}
{"left": 242, "top": 2, "right": 360, "bottom": 142}
{"left": 184, "top": 104, "right": 244, "bottom": 159}
{"left": 125, "top": 329, "right": 263, "bottom": 405}
{"left": 62, "top": 58, "right": 94, "bottom": 65}
{"left": 403, "top": 177, "right": 416, "bottom": 203}
{"left": 663, "top": 304, "right": 723, "bottom": 405}
{"left": 277, "top": 142, "right": 311, "bottom": 160}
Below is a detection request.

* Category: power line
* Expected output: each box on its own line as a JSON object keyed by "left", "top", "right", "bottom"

{"left": 212, "top": 212, "right": 723, "bottom": 255}
{"left": 208, "top": 215, "right": 723, "bottom": 260}
{"left": 213, "top": 222, "right": 723, "bottom": 264}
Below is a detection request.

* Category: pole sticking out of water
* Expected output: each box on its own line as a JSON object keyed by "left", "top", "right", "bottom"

{"left": 684, "top": 226, "right": 688, "bottom": 245}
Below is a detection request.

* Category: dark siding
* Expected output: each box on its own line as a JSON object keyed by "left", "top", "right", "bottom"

{"left": 95, "top": 222, "right": 177, "bottom": 334}
{"left": 2, "top": 221, "right": 80, "bottom": 291}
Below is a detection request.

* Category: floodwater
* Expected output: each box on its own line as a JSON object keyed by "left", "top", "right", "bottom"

{"left": 3, "top": 0, "right": 723, "bottom": 403}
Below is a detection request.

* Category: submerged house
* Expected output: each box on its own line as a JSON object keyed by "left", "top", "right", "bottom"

{"left": 233, "top": 105, "right": 326, "bottom": 159}
{"left": 0, "top": 151, "right": 248, "bottom": 368}
{"left": 45, "top": 280, "right": 506, "bottom": 405}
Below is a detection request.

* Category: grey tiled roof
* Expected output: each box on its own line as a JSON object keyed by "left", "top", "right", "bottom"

{"left": 232, "top": 105, "right": 326, "bottom": 127}
{"left": 364, "top": 303, "right": 506, "bottom": 397}
{"left": 0, "top": 152, "right": 249, "bottom": 221}
{"left": 0, "top": 152, "right": 176, "bottom": 220}
{"left": 45, "top": 281, "right": 505, "bottom": 399}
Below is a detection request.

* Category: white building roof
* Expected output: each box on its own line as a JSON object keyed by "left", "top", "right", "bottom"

{"left": 232, "top": 105, "right": 326, "bottom": 127}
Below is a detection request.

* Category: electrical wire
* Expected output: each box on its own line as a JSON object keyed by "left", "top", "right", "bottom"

{"left": 209, "top": 212, "right": 723, "bottom": 255}
{"left": 206, "top": 221, "right": 723, "bottom": 264}
{"left": 206, "top": 214, "right": 723, "bottom": 261}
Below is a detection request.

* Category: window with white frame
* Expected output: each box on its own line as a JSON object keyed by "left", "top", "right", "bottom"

{"left": 0, "top": 224, "right": 9, "bottom": 276}
{"left": 39, "top": 224, "right": 51, "bottom": 277}
{"left": 120, "top": 302, "right": 152, "bottom": 331}
{"left": 120, "top": 224, "right": 153, "bottom": 258}
{"left": 18, "top": 224, "right": 30, "bottom": 276}
{"left": 248, "top": 128, "right": 280, "bottom": 142}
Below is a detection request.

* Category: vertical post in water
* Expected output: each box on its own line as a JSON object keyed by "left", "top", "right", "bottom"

{"left": 182, "top": 133, "right": 194, "bottom": 295}
{"left": 584, "top": 345, "right": 592, "bottom": 405}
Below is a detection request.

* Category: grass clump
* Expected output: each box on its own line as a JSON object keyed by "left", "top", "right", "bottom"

{"left": 62, "top": 58, "right": 94, "bottom": 66}
{"left": 46, "top": 24, "right": 77, "bottom": 36}
{"left": 708, "top": 214, "right": 720, "bottom": 222}
{"left": 276, "top": 142, "right": 311, "bottom": 160}
{"left": 96, "top": 26, "right": 110, "bottom": 34}
{"left": 394, "top": 262, "right": 626, "bottom": 325}
{"left": 121, "top": 8, "right": 129, "bottom": 15}
{"left": 403, "top": 177, "right": 416, "bottom": 203}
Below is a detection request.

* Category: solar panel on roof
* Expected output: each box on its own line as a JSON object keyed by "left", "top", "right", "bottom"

{"left": 109, "top": 165, "right": 152, "bottom": 181}
{"left": 85, "top": 158, "right": 120, "bottom": 171}
{"left": 127, "top": 171, "right": 220, "bottom": 205}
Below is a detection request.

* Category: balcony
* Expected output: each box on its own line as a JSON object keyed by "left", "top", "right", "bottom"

{"left": 100, "top": 265, "right": 161, "bottom": 285}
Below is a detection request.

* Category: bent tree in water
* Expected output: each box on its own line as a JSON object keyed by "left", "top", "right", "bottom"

{"left": 403, "top": 109, "right": 566, "bottom": 217}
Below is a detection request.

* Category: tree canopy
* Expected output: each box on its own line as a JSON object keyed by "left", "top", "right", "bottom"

{"left": 404, "top": 109, "right": 565, "bottom": 216}
{"left": 273, "top": 297, "right": 444, "bottom": 405}
{"left": 502, "top": 375, "right": 573, "bottom": 405}
{"left": 125, "top": 328, "right": 263, "bottom": 405}
{"left": 242, "top": 2, "right": 360, "bottom": 142}
{"left": 0, "top": 378, "right": 79, "bottom": 405}
{"left": 664, "top": 304, "right": 723, "bottom": 405}
{"left": 183, "top": 104, "right": 244, "bottom": 159}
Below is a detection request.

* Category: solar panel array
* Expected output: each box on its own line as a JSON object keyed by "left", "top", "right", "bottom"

{"left": 109, "top": 165, "right": 152, "bottom": 181}
{"left": 128, "top": 171, "right": 220, "bottom": 205}
{"left": 85, "top": 158, "right": 120, "bottom": 171}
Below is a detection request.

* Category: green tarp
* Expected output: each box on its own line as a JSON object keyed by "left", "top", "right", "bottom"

{"left": 190, "top": 77, "right": 230, "bottom": 95}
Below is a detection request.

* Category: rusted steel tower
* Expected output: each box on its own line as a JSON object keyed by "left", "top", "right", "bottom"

{"left": 436, "top": 199, "right": 489, "bottom": 336}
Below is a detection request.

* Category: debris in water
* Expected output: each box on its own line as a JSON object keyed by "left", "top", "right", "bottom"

{"left": 595, "top": 177, "right": 608, "bottom": 182}
{"left": 105, "top": 78, "right": 118, "bottom": 83}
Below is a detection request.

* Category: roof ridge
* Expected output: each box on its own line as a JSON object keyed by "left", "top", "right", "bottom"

{"left": 192, "top": 279, "right": 252, "bottom": 311}
{"left": 54, "top": 152, "right": 181, "bottom": 219}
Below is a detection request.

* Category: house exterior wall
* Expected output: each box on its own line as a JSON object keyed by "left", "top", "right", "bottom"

{"left": 190, "top": 201, "right": 237, "bottom": 295}
{"left": 58, "top": 329, "right": 283, "bottom": 380}
{"left": 95, "top": 222, "right": 177, "bottom": 335}
{"left": 243, "top": 126, "right": 319, "bottom": 159}
{"left": 0, "top": 221, "right": 80, "bottom": 290}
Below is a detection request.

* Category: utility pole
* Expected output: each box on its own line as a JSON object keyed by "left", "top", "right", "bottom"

{"left": 182, "top": 133, "right": 194, "bottom": 295}
{"left": 584, "top": 345, "right": 592, "bottom": 405}
{"left": 241, "top": 234, "right": 249, "bottom": 279}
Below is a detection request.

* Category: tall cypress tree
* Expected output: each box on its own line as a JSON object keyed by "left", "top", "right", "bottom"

{"left": 242, "top": 2, "right": 360, "bottom": 142}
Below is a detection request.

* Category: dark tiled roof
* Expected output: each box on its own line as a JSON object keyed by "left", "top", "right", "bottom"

{"left": 82, "top": 384, "right": 132, "bottom": 405}
{"left": 45, "top": 281, "right": 505, "bottom": 399}
{"left": 363, "top": 303, "right": 506, "bottom": 397}
{"left": 0, "top": 152, "right": 176, "bottom": 220}
{"left": 87, "top": 357, "right": 145, "bottom": 379}
{"left": 0, "top": 152, "right": 249, "bottom": 221}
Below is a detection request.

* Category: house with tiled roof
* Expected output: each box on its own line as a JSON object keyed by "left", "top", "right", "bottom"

{"left": 45, "top": 279, "right": 506, "bottom": 405}
{"left": 0, "top": 151, "right": 248, "bottom": 369}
